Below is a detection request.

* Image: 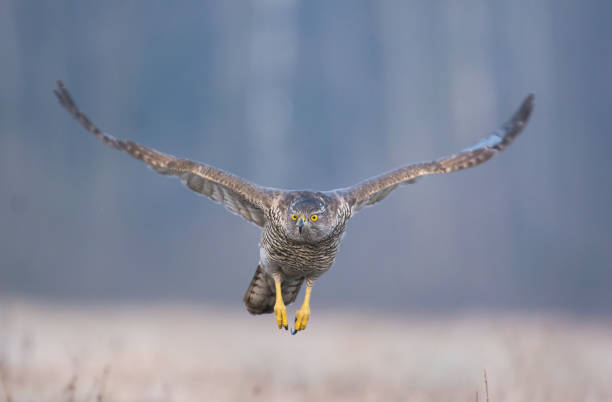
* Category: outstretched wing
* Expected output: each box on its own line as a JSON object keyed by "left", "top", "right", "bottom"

{"left": 336, "top": 94, "right": 534, "bottom": 214}
{"left": 54, "top": 80, "right": 276, "bottom": 227}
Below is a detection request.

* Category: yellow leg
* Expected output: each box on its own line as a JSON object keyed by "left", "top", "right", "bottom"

{"left": 292, "top": 284, "right": 312, "bottom": 334}
{"left": 273, "top": 274, "right": 288, "bottom": 330}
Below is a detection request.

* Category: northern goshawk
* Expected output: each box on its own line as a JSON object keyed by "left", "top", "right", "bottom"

{"left": 54, "top": 81, "right": 534, "bottom": 334}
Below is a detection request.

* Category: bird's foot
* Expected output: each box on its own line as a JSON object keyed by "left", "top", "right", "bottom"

{"left": 291, "top": 305, "right": 310, "bottom": 335}
{"left": 274, "top": 300, "right": 288, "bottom": 330}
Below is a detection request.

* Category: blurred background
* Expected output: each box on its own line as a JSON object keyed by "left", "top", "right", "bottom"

{"left": 2, "top": 0, "right": 611, "bottom": 313}
{"left": 1, "top": 1, "right": 612, "bottom": 400}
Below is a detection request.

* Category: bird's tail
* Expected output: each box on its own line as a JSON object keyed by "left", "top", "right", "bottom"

{"left": 243, "top": 265, "right": 304, "bottom": 314}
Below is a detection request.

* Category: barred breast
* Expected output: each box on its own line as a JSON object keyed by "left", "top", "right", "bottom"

{"left": 261, "top": 202, "right": 350, "bottom": 279}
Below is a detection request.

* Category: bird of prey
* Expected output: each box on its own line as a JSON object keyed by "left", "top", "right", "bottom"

{"left": 54, "top": 81, "right": 534, "bottom": 334}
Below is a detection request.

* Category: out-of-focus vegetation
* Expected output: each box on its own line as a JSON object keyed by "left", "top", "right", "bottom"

{"left": 1, "top": 302, "right": 611, "bottom": 402}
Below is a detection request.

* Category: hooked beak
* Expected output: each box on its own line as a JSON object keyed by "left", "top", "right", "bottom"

{"left": 297, "top": 216, "right": 305, "bottom": 234}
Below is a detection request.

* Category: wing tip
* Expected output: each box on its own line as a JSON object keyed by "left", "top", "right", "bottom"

{"left": 516, "top": 93, "right": 535, "bottom": 124}
{"left": 501, "top": 92, "right": 535, "bottom": 140}
{"left": 53, "top": 79, "right": 72, "bottom": 109}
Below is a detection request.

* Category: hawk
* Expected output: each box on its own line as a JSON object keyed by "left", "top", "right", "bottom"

{"left": 54, "top": 81, "right": 534, "bottom": 334}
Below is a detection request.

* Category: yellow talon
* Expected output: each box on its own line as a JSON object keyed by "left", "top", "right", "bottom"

{"left": 274, "top": 301, "right": 288, "bottom": 330}
{"left": 273, "top": 277, "right": 288, "bottom": 330}
{"left": 294, "top": 305, "right": 310, "bottom": 331}
{"left": 292, "top": 285, "right": 312, "bottom": 334}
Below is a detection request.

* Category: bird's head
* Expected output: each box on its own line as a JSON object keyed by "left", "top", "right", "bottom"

{"left": 285, "top": 196, "right": 332, "bottom": 242}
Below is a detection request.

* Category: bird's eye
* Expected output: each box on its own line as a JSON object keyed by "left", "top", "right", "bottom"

{"left": 291, "top": 214, "right": 297, "bottom": 221}
{"left": 310, "top": 214, "right": 318, "bottom": 222}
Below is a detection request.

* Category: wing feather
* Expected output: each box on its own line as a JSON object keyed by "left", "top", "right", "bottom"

{"left": 337, "top": 94, "right": 534, "bottom": 213}
{"left": 54, "top": 81, "right": 274, "bottom": 227}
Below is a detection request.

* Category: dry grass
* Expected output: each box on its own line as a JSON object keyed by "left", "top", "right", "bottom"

{"left": 0, "top": 300, "right": 611, "bottom": 401}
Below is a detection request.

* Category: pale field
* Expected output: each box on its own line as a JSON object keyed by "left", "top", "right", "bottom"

{"left": 1, "top": 300, "right": 611, "bottom": 402}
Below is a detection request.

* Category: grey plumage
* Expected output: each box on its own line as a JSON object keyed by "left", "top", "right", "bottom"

{"left": 53, "top": 81, "right": 276, "bottom": 227}
{"left": 338, "top": 93, "right": 534, "bottom": 213}
{"left": 243, "top": 265, "right": 304, "bottom": 314}
{"left": 54, "top": 81, "right": 534, "bottom": 331}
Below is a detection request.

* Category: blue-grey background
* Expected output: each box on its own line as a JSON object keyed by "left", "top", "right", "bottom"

{"left": 1, "top": 1, "right": 611, "bottom": 314}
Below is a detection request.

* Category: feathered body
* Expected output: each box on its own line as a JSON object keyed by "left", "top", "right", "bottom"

{"left": 244, "top": 191, "right": 351, "bottom": 314}
{"left": 54, "top": 80, "right": 533, "bottom": 333}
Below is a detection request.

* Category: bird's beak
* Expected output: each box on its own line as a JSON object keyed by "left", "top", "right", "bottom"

{"left": 297, "top": 216, "right": 305, "bottom": 234}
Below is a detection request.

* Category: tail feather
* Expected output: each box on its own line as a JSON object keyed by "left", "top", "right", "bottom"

{"left": 243, "top": 265, "right": 304, "bottom": 315}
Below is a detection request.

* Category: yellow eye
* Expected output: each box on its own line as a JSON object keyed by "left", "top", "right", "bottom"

{"left": 291, "top": 214, "right": 297, "bottom": 221}
{"left": 310, "top": 214, "right": 318, "bottom": 222}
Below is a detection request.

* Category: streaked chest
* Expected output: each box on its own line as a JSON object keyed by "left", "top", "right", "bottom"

{"left": 260, "top": 224, "right": 343, "bottom": 274}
